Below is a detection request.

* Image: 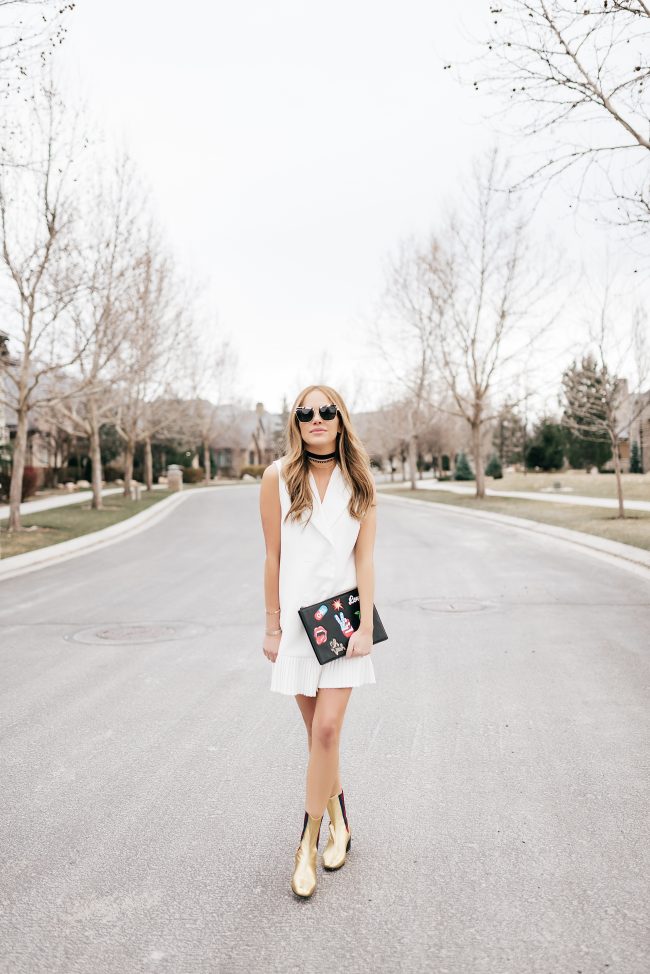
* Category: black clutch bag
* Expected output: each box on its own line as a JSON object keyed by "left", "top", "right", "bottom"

{"left": 298, "top": 586, "right": 388, "bottom": 665}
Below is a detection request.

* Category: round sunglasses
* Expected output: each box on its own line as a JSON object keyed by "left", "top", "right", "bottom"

{"left": 295, "top": 404, "right": 339, "bottom": 423}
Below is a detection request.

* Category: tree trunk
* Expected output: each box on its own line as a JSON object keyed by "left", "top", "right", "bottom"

{"left": 203, "top": 439, "right": 211, "bottom": 485}
{"left": 144, "top": 436, "right": 153, "bottom": 491}
{"left": 612, "top": 440, "right": 625, "bottom": 519}
{"left": 89, "top": 403, "right": 103, "bottom": 511}
{"left": 8, "top": 405, "right": 29, "bottom": 532}
{"left": 472, "top": 421, "right": 485, "bottom": 499}
{"left": 123, "top": 442, "right": 134, "bottom": 499}
{"left": 408, "top": 433, "right": 418, "bottom": 490}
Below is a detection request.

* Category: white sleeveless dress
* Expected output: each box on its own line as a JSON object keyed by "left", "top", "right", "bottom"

{"left": 270, "top": 456, "right": 377, "bottom": 696}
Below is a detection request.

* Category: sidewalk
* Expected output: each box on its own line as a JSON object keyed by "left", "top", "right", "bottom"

{"left": 0, "top": 485, "right": 165, "bottom": 521}
{"left": 379, "top": 478, "right": 650, "bottom": 512}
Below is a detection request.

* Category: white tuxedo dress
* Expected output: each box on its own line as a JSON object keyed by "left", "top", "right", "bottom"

{"left": 269, "top": 456, "right": 377, "bottom": 696}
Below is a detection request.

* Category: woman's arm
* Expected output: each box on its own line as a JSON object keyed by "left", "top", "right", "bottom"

{"left": 347, "top": 482, "right": 377, "bottom": 657}
{"left": 259, "top": 462, "right": 282, "bottom": 661}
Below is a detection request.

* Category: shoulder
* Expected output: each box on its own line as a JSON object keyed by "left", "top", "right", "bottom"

{"left": 260, "top": 460, "right": 281, "bottom": 504}
{"left": 262, "top": 458, "right": 280, "bottom": 481}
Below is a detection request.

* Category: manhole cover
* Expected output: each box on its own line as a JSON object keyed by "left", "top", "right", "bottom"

{"left": 394, "top": 597, "right": 497, "bottom": 614}
{"left": 66, "top": 621, "right": 208, "bottom": 646}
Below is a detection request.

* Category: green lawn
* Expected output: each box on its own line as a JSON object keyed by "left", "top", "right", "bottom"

{"left": 382, "top": 487, "right": 650, "bottom": 552}
{"left": 0, "top": 488, "right": 181, "bottom": 559}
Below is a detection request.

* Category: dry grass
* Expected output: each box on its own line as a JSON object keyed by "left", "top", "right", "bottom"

{"left": 381, "top": 487, "right": 650, "bottom": 552}
{"left": 484, "top": 470, "right": 649, "bottom": 500}
{"left": 407, "top": 469, "right": 650, "bottom": 499}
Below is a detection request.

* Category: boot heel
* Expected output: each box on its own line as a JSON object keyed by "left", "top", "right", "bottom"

{"left": 322, "top": 790, "right": 352, "bottom": 870}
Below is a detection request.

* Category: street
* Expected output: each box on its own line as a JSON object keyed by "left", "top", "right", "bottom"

{"left": 1, "top": 485, "right": 648, "bottom": 974}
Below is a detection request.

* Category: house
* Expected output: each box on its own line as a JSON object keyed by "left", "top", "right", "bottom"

{"left": 213, "top": 402, "right": 285, "bottom": 477}
{"left": 625, "top": 388, "right": 650, "bottom": 473}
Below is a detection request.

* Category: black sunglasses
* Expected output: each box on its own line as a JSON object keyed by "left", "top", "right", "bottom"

{"left": 295, "top": 404, "right": 339, "bottom": 423}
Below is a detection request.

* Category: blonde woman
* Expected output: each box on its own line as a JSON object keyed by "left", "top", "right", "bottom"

{"left": 259, "top": 384, "right": 378, "bottom": 898}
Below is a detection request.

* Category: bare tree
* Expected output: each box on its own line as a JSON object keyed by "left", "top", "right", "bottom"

{"left": 390, "top": 147, "right": 562, "bottom": 499}
{"left": 0, "top": 86, "right": 90, "bottom": 531}
{"left": 373, "top": 236, "right": 441, "bottom": 489}
{"left": 561, "top": 288, "right": 649, "bottom": 517}
{"left": 179, "top": 323, "right": 238, "bottom": 485}
{"left": 425, "top": 401, "right": 469, "bottom": 479}
{"left": 111, "top": 228, "right": 187, "bottom": 498}
{"left": 51, "top": 155, "right": 144, "bottom": 508}
{"left": 457, "top": 1, "right": 650, "bottom": 234}
{"left": 0, "top": 1, "right": 75, "bottom": 100}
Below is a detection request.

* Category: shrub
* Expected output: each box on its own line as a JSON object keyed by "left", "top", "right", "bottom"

{"left": 21, "top": 465, "right": 41, "bottom": 500}
{"left": 182, "top": 466, "right": 205, "bottom": 484}
{"left": 454, "top": 453, "right": 475, "bottom": 481}
{"left": 240, "top": 465, "right": 266, "bottom": 479}
{"left": 485, "top": 454, "right": 503, "bottom": 479}
{"left": 630, "top": 440, "right": 642, "bottom": 474}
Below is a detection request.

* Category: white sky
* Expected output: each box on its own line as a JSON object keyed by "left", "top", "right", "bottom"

{"left": 51, "top": 0, "right": 647, "bottom": 416}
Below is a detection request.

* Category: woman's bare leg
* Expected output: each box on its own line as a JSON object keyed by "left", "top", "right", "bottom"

{"left": 295, "top": 693, "right": 342, "bottom": 797}
{"left": 304, "top": 687, "right": 352, "bottom": 818}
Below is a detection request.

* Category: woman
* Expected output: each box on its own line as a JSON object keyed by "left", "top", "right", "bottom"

{"left": 259, "top": 383, "right": 378, "bottom": 899}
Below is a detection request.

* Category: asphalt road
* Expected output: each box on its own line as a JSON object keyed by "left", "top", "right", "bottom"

{"left": 1, "top": 485, "right": 648, "bottom": 974}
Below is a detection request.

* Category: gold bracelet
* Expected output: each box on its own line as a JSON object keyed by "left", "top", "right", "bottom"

{"left": 265, "top": 627, "right": 282, "bottom": 636}
{"left": 265, "top": 607, "right": 281, "bottom": 615}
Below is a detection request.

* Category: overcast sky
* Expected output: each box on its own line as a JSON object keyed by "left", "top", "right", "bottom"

{"left": 52, "top": 1, "right": 646, "bottom": 417}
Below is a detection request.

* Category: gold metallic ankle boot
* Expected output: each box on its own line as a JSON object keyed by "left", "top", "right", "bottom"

{"left": 291, "top": 811, "right": 323, "bottom": 898}
{"left": 322, "top": 789, "right": 351, "bottom": 871}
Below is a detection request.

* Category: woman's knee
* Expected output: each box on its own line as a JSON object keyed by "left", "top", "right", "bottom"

{"left": 312, "top": 719, "right": 340, "bottom": 749}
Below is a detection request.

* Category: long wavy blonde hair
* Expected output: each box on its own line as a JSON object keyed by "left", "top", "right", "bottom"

{"left": 281, "top": 384, "right": 375, "bottom": 525}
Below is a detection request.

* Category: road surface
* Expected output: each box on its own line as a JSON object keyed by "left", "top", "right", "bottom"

{"left": 1, "top": 486, "right": 648, "bottom": 973}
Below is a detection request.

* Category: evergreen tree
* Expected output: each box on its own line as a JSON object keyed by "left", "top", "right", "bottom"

{"left": 485, "top": 453, "right": 503, "bottom": 478}
{"left": 492, "top": 401, "right": 526, "bottom": 466}
{"left": 525, "top": 418, "right": 565, "bottom": 471}
{"left": 560, "top": 354, "right": 613, "bottom": 469}
{"left": 454, "top": 452, "right": 475, "bottom": 481}
{"left": 629, "top": 440, "right": 642, "bottom": 474}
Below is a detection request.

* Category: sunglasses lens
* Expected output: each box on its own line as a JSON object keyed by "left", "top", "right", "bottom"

{"left": 320, "top": 405, "right": 338, "bottom": 420}
{"left": 296, "top": 407, "right": 314, "bottom": 422}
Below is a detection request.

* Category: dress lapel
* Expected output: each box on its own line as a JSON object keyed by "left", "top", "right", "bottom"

{"left": 308, "top": 465, "right": 349, "bottom": 546}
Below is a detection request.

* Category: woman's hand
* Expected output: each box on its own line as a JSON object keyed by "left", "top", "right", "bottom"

{"left": 263, "top": 631, "right": 282, "bottom": 662}
{"left": 346, "top": 628, "right": 372, "bottom": 658}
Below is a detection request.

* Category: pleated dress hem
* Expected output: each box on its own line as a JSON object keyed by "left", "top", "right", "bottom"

{"left": 270, "top": 653, "right": 376, "bottom": 697}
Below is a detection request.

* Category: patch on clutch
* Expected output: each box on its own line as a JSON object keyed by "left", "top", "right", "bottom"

{"left": 65, "top": 621, "right": 207, "bottom": 645}
{"left": 395, "top": 597, "right": 497, "bottom": 614}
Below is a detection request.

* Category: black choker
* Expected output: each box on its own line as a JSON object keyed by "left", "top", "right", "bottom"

{"left": 305, "top": 448, "right": 338, "bottom": 464}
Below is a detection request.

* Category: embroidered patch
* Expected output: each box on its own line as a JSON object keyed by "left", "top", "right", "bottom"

{"left": 334, "top": 611, "right": 354, "bottom": 637}
{"left": 314, "top": 626, "right": 328, "bottom": 645}
{"left": 328, "top": 637, "right": 346, "bottom": 655}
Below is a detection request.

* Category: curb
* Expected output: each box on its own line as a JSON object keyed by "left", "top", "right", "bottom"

{"left": 379, "top": 490, "right": 650, "bottom": 578}
{"left": 0, "top": 488, "right": 213, "bottom": 582}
